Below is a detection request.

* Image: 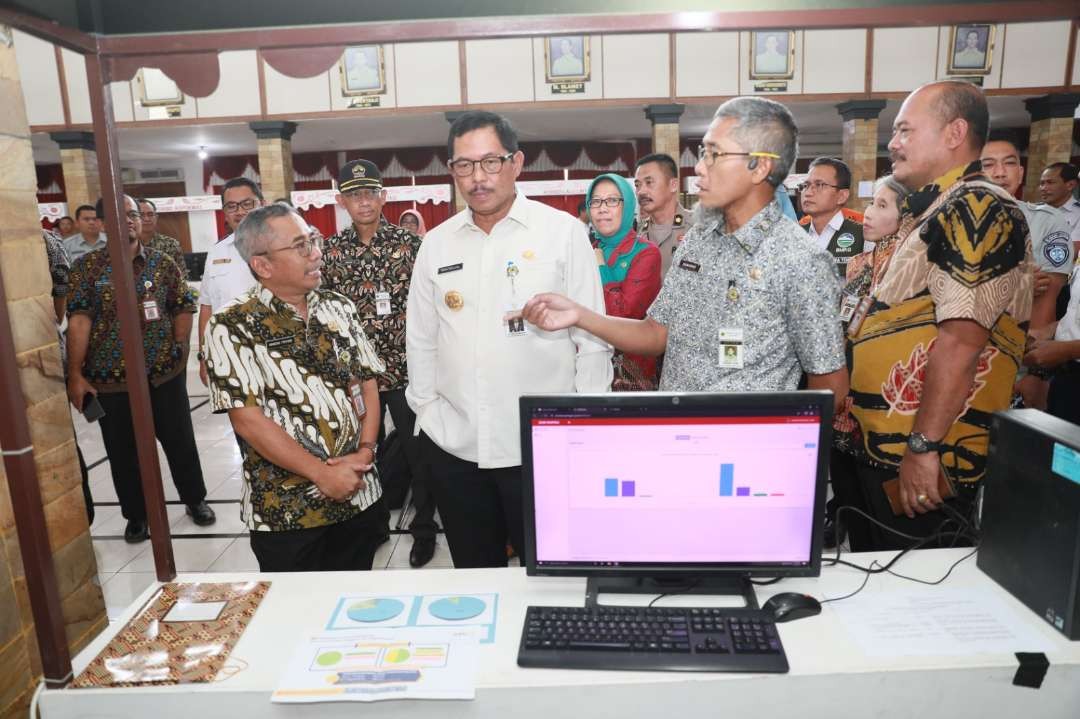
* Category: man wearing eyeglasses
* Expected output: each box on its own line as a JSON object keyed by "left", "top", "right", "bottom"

{"left": 797, "top": 157, "right": 867, "bottom": 278}
{"left": 204, "top": 204, "right": 390, "bottom": 572}
{"left": 406, "top": 110, "right": 612, "bottom": 569}
{"left": 322, "top": 159, "right": 439, "bottom": 569}
{"left": 197, "top": 177, "right": 262, "bottom": 386}
{"left": 136, "top": 198, "right": 187, "bottom": 280}
{"left": 66, "top": 195, "right": 214, "bottom": 542}
{"left": 523, "top": 97, "right": 846, "bottom": 402}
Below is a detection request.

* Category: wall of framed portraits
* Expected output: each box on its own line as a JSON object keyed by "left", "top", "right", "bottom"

{"left": 12, "top": 19, "right": 1080, "bottom": 131}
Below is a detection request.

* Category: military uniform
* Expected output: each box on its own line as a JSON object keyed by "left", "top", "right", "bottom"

{"left": 800, "top": 209, "right": 868, "bottom": 278}
{"left": 640, "top": 202, "right": 691, "bottom": 277}
{"left": 1018, "top": 202, "right": 1074, "bottom": 274}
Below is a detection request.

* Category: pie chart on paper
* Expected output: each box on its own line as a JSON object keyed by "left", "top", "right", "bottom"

{"left": 346, "top": 597, "right": 405, "bottom": 623}
{"left": 429, "top": 596, "right": 486, "bottom": 621}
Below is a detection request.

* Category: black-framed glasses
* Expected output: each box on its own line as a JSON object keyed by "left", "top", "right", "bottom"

{"left": 257, "top": 235, "right": 323, "bottom": 258}
{"left": 697, "top": 145, "right": 780, "bottom": 168}
{"left": 797, "top": 180, "right": 843, "bottom": 193}
{"left": 448, "top": 153, "right": 514, "bottom": 177}
{"left": 223, "top": 198, "right": 258, "bottom": 213}
{"left": 588, "top": 197, "right": 624, "bottom": 209}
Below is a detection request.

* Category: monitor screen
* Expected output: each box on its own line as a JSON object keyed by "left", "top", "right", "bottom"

{"left": 521, "top": 393, "right": 831, "bottom": 577}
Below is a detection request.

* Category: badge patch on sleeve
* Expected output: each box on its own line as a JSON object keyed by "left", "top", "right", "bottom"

{"left": 1043, "top": 233, "right": 1070, "bottom": 268}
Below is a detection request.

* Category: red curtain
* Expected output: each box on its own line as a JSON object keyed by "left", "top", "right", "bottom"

{"left": 532, "top": 195, "right": 584, "bottom": 218}
{"left": 203, "top": 155, "right": 257, "bottom": 191}
{"left": 293, "top": 151, "right": 338, "bottom": 179}
{"left": 383, "top": 201, "right": 452, "bottom": 233}
{"left": 295, "top": 180, "right": 337, "bottom": 237}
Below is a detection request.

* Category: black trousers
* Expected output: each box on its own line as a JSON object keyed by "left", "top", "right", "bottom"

{"left": 1047, "top": 364, "right": 1080, "bottom": 426}
{"left": 829, "top": 448, "right": 875, "bottom": 552}
{"left": 96, "top": 372, "right": 207, "bottom": 521}
{"left": 249, "top": 500, "right": 389, "bottom": 572}
{"left": 420, "top": 432, "right": 523, "bottom": 568}
{"left": 379, "top": 389, "right": 438, "bottom": 540}
{"left": 852, "top": 461, "right": 975, "bottom": 551}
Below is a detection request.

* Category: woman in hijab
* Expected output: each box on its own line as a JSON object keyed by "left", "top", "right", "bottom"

{"left": 587, "top": 173, "right": 662, "bottom": 391}
{"left": 398, "top": 208, "right": 427, "bottom": 237}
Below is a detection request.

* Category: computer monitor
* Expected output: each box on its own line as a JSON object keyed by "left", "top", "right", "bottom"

{"left": 520, "top": 392, "right": 833, "bottom": 605}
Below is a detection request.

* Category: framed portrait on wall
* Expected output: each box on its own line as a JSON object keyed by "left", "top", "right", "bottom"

{"left": 545, "top": 36, "right": 590, "bottom": 83}
{"left": 947, "top": 24, "right": 994, "bottom": 75}
{"left": 749, "top": 31, "right": 795, "bottom": 80}
{"left": 340, "top": 45, "right": 386, "bottom": 96}
{"left": 136, "top": 68, "right": 183, "bottom": 107}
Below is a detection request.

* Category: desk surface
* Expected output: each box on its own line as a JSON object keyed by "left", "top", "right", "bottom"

{"left": 42, "top": 549, "right": 1080, "bottom": 718}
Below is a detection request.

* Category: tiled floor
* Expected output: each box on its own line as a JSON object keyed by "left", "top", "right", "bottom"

{"left": 79, "top": 355, "right": 475, "bottom": 622}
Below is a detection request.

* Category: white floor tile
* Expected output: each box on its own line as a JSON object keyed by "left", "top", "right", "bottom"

{"left": 387, "top": 535, "right": 454, "bottom": 570}
{"left": 92, "top": 505, "right": 186, "bottom": 538}
{"left": 124, "top": 537, "right": 235, "bottom": 573}
{"left": 206, "top": 538, "right": 260, "bottom": 572}
{"left": 101, "top": 572, "right": 159, "bottom": 620}
{"left": 207, "top": 476, "right": 243, "bottom": 501}
{"left": 373, "top": 534, "right": 400, "bottom": 570}
{"left": 93, "top": 537, "right": 150, "bottom": 573}
{"left": 171, "top": 502, "right": 246, "bottom": 535}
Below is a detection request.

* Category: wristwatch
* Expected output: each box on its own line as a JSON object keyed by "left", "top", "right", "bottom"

{"left": 907, "top": 432, "right": 943, "bottom": 454}
{"left": 359, "top": 441, "right": 378, "bottom": 459}
{"left": 196, "top": 350, "right": 205, "bottom": 361}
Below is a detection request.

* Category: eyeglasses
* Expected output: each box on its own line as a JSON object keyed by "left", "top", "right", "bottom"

{"left": 697, "top": 146, "right": 780, "bottom": 168}
{"left": 797, "top": 180, "right": 843, "bottom": 193}
{"left": 588, "top": 197, "right": 624, "bottom": 209}
{"left": 341, "top": 188, "right": 383, "bottom": 202}
{"left": 448, "top": 153, "right": 514, "bottom": 177}
{"left": 223, "top": 198, "right": 258, "bottom": 213}
{"left": 257, "top": 235, "right": 323, "bottom": 258}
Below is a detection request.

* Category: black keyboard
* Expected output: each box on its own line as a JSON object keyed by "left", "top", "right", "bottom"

{"left": 517, "top": 605, "right": 788, "bottom": 672}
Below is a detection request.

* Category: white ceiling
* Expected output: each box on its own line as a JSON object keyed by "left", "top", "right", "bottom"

{"left": 30, "top": 96, "right": 1037, "bottom": 165}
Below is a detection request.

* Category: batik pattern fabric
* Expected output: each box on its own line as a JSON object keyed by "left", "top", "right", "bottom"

{"left": 205, "top": 285, "right": 387, "bottom": 532}
{"left": 321, "top": 219, "right": 421, "bottom": 391}
{"left": 146, "top": 233, "right": 188, "bottom": 280}
{"left": 848, "top": 161, "right": 1033, "bottom": 482}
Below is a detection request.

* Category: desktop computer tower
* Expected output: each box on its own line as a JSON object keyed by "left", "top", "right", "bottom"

{"left": 978, "top": 409, "right": 1080, "bottom": 640}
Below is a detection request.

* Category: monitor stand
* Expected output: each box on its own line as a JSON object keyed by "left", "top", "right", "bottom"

{"left": 584, "top": 575, "right": 759, "bottom": 610}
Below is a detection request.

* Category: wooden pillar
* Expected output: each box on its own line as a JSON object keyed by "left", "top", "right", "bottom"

{"left": 445, "top": 111, "right": 467, "bottom": 214}
{"left": 49, "top": 131, "right": 100, "bottom": 212}
{"left": 250, "top": 121, "right": 297, "bottom": 203}
{"left": 1023, "top": 94, "right": 1080, "bottom": 201}
{"left": 645, "top": 104, "right": 685, "bottom": 180}
{"left": 837, "top": 100, "right": 886, "bottom": 211}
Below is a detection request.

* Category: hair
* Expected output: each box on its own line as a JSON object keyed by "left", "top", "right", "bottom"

{"left": 930, "top": 80, "right": 989, "bottom": 150}
{"left": 635, "top": 153, "right": 679, "bottom": 179}
{"left": 873, "top": 174, "right": 910, "bottom": 205}
{"left": 985, "top": 129, "right": 1024, "bottom": 155}
{"left": 447, "top": 111, "right": 519, "bottom": 159}
{"left": 221, "top": 176, "right": 264, "bottom": 202}
{"left": 712, "top": 97, "right": 798, "bottom": 187}
{"left": 93, "top": 195, "right": 135, "bottom": 219}
{"left": 1045, "top": 162, "right": 1079, "bottom": 184}
{"left": 808, "top": 157, "right": 852, "bottom": 190}
{"left": 136, "top": 197, "right": 156, "bottom": 212}
{"left": 233, "top": 203, "right": 297, "bottom": 262}
{"left": 58, "top": 215, "right": 73, "bottom": 223}
{"left": 74, "top": 204, "right": 96, "bottom": 220}
{"left": 274, "top": 197, "right": 293, "bottom": 207}
{"left": 577, "top": 200, "right": 587, "bottom": 213}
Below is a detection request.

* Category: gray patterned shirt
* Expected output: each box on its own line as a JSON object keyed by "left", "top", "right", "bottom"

{"left": 648, "top": 199, "right": 845, "bottom": 392}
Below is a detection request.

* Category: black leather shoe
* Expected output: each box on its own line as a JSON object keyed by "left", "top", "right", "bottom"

{"left": 409, "top": 537, "right": 436, "bottom": 568}
{"left": 124, "top": 519, "right": 149, "bottom": 543}
{"left": 186, "top": 501, "right": 216, "bottom": 526}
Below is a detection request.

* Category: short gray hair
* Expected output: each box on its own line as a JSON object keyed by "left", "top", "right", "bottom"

{"left": 874, "top": 174, "right": 910, "bottom": 205}
{"left": 712, "top": 97, "right": 798, "bottom": 187}
{"left": 233, "top": 203, "right": 299, "bottom": 262}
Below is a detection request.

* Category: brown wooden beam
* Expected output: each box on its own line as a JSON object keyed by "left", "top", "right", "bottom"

{"left": 0, "top": 277, "right": 72, "bottom": 687}
{"left": 0, "top": 7, "right": 96, "bottom": 54}
{"left": 83, "top": 53, "right": 176, "bottom": 582}
{"left": 94, "top": 2, "right": 1079, "bottom": 57}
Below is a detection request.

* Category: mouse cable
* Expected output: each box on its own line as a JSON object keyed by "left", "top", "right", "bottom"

{"left": 647, "top": 577, "right": 703, "bottom": 608}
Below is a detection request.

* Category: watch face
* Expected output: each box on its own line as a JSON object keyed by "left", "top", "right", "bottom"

{"left": 909, "top": 433, "right": 927, "bottom": 452}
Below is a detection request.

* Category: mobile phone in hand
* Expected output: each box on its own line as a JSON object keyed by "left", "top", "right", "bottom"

{"left": 82, "top": 393, "right": 105, "bottom": 422}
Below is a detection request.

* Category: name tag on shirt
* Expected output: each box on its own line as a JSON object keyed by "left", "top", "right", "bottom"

{"left": 375, "top": 291, "right": 392, "bottom": 316}
{"left": 348, "top": 379, "right": 367, "bottom": 420}
{"left": 718, "top": 328, "right": 744, "bottom": 369}
{"left": 266, "top": 335, "right": 295, "bottom": 350}
{"left": 839, "top": 293, "right": 860, "bottom": 323}
{"left": 678, "top": 259, "right": 701, "bottom": 273}
{"left": 503, "top": 311, "right": 528, "bottom": 338}
{"left": 212, "top": 258, "right": 232, "bottom": 265}
{"left": 438, "top": 263, "right": 464, "bottom": 275}
{"left": 141, "top": 300, "right": 160, "bottom": 322}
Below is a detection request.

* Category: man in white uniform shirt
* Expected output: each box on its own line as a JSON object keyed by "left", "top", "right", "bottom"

{"left": 1039, "top": 163, "right": 1080, "bottom": 252}
{"left": 406, "top": 111, "right": 612, "bottom": 568}
{"left": 197, "top": 177, "right": 262, "bottom": 385}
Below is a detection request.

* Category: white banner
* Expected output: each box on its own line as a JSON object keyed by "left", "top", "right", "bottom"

{"left": 292, "top": 185, "right": 452, "bottom": 210}
{"left": 38, "top": 202, "right": 68, "bottom": 221}
{"left": 517, "top": 179, "right": 593, "bottom": 197}
{"left": 684, "top": 174, "right": 806, "bottom": 195}
{"left": 148, "top": 195, "right": 222, "bottom": 213}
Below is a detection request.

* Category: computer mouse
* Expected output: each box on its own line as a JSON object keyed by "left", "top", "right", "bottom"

{"left": 762, "top": 592, "right": 822, "bottom": 623}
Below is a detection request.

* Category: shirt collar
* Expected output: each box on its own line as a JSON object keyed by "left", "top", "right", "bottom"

{"left": 713, "top": 199, "right": 784, "bottom": 254}
{"left": 256, "top": 283, "right": 319, "bottom": 319}
{"left": 903, "top": 160, "right": 983, "bottom": 219}
{"left": 464, "top": 191, "right": 530, "bottom": 232}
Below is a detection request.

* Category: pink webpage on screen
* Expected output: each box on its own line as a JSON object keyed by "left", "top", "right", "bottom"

{"left": 531, "top": 416, "right": 820, "bottom": 565}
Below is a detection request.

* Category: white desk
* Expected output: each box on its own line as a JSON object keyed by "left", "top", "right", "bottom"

{"left": 42, "top": 549, "right": 1080, "bottom": 718}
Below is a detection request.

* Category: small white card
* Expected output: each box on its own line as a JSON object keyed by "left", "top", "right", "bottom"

{"left": 718, "top": 327, "right": 744, "bottom": 369}
{"left": 840, "top": 293, "right": 860, "bottom": 323}
{"left": 503, "top": 312, "right": 528, "bottom": 338}
{"left": 163, "top": 600, "right": 227, "bottom": 623}
{"left": 375, "top": 291, "right": 391, "bottom": 316}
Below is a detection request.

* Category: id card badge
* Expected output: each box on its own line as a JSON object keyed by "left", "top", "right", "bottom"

{"left": 839, "top": 293, "right": 860, "bottom": 323}
{"left": 503, "top": 310, "right": 528, "bottom": 338}
{"left": 375, "top": 291, "right": 392, "bottom": 316}
{"left": 141, "top": 299, "right": 160, "bottom": 322}
{"left": 846, "top": 296, "right": 874, "bottom": 338}
{"left": 348, "top": 380, "right": 367, "bottom": 420}
{"left": 718, "top": 328, "right": 744, "bottom": 369}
